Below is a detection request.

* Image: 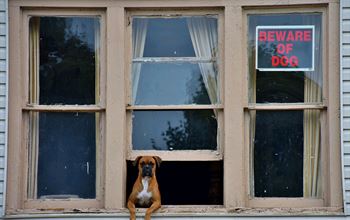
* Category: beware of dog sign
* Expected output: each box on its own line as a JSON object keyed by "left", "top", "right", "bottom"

{"left": 256, "top": 25, "right": 315, "bottom": 71}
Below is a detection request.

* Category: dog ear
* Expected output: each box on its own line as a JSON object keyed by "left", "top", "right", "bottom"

{"left": 133, "top": 156, "right": 142, "bottom": 167}
{"left": 153, "top": 156, "right": 162, "bottom": 168}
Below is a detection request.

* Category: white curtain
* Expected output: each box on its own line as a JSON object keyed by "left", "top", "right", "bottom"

{"left": 28, "top": 17, "right": 40, "bottom": 199}
{"left": 187, "top": 17, "right": 219, "bottom": 104}
{"left": 132, "top": 19, "right": 148, "bottom": 104}
{"left": 303, "top": 22, "right": 322, "bottom": 198}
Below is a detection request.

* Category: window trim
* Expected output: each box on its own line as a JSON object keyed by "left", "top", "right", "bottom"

{"left": 6, "top": 0, "right": 342, "bottom": 215}
{"left": 7, "top": 8, "right": 107, "bottom": 211}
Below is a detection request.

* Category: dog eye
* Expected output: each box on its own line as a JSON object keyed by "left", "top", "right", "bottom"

{"left": 140, "top": 162, "right": 145, "bottom": 166}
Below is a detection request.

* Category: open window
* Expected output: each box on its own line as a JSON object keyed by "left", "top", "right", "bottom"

{"left": 6, "top": 0, "right": 341, "bottom": 215}
{"left": 126, "top": 11, "right": 224, "bottom": 206}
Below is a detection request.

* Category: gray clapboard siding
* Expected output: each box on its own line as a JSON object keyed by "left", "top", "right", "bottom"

{"left": 342, "top": 0, "right": 350, "bottom": 215}
{"left": 0, "top": 0, "right": 6, "bottom": 216}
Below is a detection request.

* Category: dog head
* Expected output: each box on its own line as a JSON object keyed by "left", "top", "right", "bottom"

{"left": 133, "top": 156, "right": 162, "bottom": 177}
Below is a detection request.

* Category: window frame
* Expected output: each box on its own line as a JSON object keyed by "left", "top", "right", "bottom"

{"left": 7, "top": 8, "right": 107, "bottom": 211}
{"left": 242, "top": 6, "right": 340, "bottom": 208}
{"left": 6, "top": 0, "right": 342, "bottom": 215}
{"left": 125, "top": 9, "right": 225, "bottom": 162}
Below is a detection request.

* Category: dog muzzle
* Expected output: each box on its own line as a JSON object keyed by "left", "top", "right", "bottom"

{"left": 142, "top": 164, "right": 153, "bottom": 177}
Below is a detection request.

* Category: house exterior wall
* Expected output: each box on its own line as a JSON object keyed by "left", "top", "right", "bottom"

{"left": 0, "top": 0, "right": 347, "bottom": 218}
{"left": 342, "top": 0, "right": 350, "bottom": 215}
{"left": 0, "top": 0, "right": 6, "bottom": 217}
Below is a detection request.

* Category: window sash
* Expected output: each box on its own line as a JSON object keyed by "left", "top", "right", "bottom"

{"left": 126, "top": 109, "right": 224, "bottom": 161}
{"left": 132, "top": 57, "right": 216, "bottom": 63}
{"left": 245, "top": 103, "right": 326, "bottom": 111}
{"left": 21, "top": 9, "right": 106, "bottom": 208}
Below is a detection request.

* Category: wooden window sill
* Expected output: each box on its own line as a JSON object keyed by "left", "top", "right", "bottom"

{"left": 5, "top": 206, "right": 344, "bottom": 218}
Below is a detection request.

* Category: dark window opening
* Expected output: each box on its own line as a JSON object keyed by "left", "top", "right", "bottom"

{"left": 254, "top": 110, "right": 304, "bottom": 197}
{"left": 126, "top": 161, "right": 223, "bottom": 205}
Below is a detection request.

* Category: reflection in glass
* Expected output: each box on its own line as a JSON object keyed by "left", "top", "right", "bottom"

{"left": 29, "top": 17, "right": 100, "bottom": 105}
{"left": 253, "top": 111, "right": 304, "bottom": 197}
{"left": 256, "top": 71, "right": 304, "bottom": 103}
{"left": 132, "top": 110, "right": 217, "bottom": 150}
{"left": 134, "top": 63, "right": 213, "bottom": 105}
{"left": 248, "top": 14, "right": 322, "bottom": 103}
{"left": 36, "top": 112, "right": 97, "bottom": 199}
{"left": 132, "top": 16, "right": 219, "bottom": 105}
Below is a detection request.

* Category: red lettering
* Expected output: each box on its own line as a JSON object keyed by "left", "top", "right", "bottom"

{"left": 272, "top": 56, "right": 280, "bottom": 67}
{"left": 286, "top": 31, "right": 295, "bottom": 41}
{"left": 259, "top": 31, "right": 267, "bottom": 41}
{"left": 268, "top": 31, "right": 274, "bottom": 41}
{"left": 304, "top": 30, "right": 311, "bottom": 41}
{"left": 285, "top": 43, "right": 293, "bottom": 54}
{"left": 281, "top": 56, "right": 289, "bottom": 66}
{"left": 295, "top": 31, "right": 303, "bottom": 41}
{"left": 275, "top": 31, "right": 286, "bottom": 41}
{"left": 276, "top": 43, "right": 293, "bottom": 54}
{"left": 290, "top": 56, "right": 299, "bottom": 67}
{"left": 277, "top": 44, "right": 285, "bottom": 54}
{"left": 271, "top": 56, "right": 299, "bottom": 67}
{"left": 261, "top": 29, "right": 313, "bottom": 42}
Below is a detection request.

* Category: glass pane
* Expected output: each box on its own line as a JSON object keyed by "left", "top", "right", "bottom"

{"left": 132, "top": 110, "right": 217, "bottom": 150}
{"left": 256, "top": 72, "right": 304, "bottom": 103}
{"left": 133, "top": 16, "right": 217, "bottom": 57}
{"left": 133, "top": 63, "right": 215, "bottom": 105}
{"left": 35, "top": 112, "right": 97, "bottom": 199}
{"left": 133, "top": 17, "right": 217, "bottom": 57}
{"left": 248, "top": 14, "right": 322, "bottom": 103}
{"left": 253, "top": 111, "right": 303, "bottom": 197}
{"left": 29, "top": 17, "right": 100, "bottom": 105}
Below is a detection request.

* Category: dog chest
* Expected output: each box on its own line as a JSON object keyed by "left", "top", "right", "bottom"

{"left": 137, "top": 177, "right": 153, "bottom": 206}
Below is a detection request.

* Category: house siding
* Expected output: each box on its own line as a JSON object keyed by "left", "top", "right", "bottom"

{"left": 0, "top": 0, "right": 6, "bottom": 217}
{"left": 342, "top": 0, "right": 350, "bottom": 215}
{"left": 0, "top": 0, "right": 346, "bottom": 218}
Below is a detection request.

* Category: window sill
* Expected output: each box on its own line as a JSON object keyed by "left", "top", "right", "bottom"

{"left": 4, "top": 206, "right": 344, "bottom": 218}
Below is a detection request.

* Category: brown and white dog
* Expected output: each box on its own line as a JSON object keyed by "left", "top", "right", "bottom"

{"left": 127, "top": 156, "right": 162, "bottom": 220}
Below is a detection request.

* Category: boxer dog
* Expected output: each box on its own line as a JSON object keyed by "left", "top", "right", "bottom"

{"left": 127, "top": 156, "right": 162, "bottom": 220}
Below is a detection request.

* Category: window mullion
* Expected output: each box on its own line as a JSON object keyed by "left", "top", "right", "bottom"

{"left": 127, "top": 104, "right": 223, "bottom": 110}
{"left": 246, "top": 103, "right": 326, "bottom": 111}
{"left": 23, "top": 104, "right": 105, "bottom": 112}
{"left": 132, "top": 57, "right": 216, "bottom": 63}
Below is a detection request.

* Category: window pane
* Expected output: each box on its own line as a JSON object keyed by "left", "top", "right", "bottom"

{"left": 35, "top": 112, "right": 97, "bottom": 199}
{"left": 253, "top": 111, "right": 304, "bottom": 197}
{"left": 256, "top": 72, "right": 304, "bottom": 103}
{"left": 248, "top": 14, "right": 322, "bottom": 103}
{"left": 133, "top": 17, "right": 217, "bottom": 57}
{"left": 132, "top": 110, "right": 217, "bottom": 150}
{"left": 133, "top": 63, "right": 215, "bottom": 105}
{"left": 29, "top": 17, "right": 100, "bottom": 105}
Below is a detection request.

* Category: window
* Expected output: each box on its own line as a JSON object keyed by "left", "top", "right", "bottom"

{"left": 244, "top": 7, "right": 341, "bottom": 208}
{"left": 248, "top": 13, "right": 323, "bottom": 198}
{"left": 6, "top": 0, "right": 341, "bottom": 215}
{"left": 27, "top": 16, "right": 102, "bottom": 200}
{"left": 126, "top": 12, "right": 224, "bottom": 205}
{"left": 7, "top": 9, "right": 105, "bottom": 210}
